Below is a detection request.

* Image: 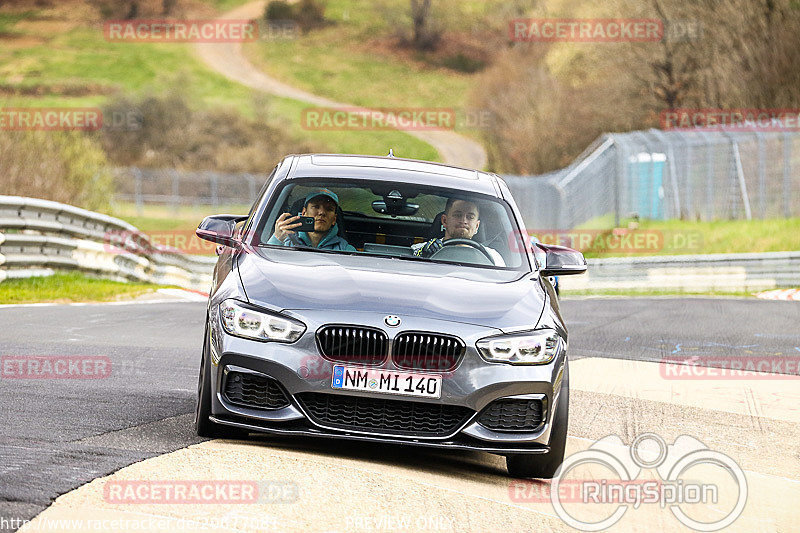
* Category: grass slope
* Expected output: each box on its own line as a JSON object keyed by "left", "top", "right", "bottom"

{"left": 0, "top": 272, "right": 162, "bottom": 304}
{"left": 566, "top": 216, "right": 800, "bottom": 257}
{"left": 0, "top": 5, "right": 438, "bottom": 160}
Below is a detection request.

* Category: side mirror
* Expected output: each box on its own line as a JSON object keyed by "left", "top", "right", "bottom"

{"left": 535, "top": 242, "right": 587, "bottom": 276}
{"left": 196, "top": 214, "right": 248, "bottom": 248}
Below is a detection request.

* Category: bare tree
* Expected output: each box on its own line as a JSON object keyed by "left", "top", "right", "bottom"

{"left": 162, "top": 0, "right": 176, "bottom": 16}
{"left": 125, "top": 0, "right": 139, "bottom": 19}
{"left": 410, "top": 0, "right": 438, "bottom": 49}
{"left": 646, "top": 0, "right": 699, "bottom": 109}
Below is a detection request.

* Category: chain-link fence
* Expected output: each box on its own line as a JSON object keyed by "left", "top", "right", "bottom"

{"left": 113, "top": 128, "right": 800, "bottom": 228}
{"left": 112, "top": 167, "right": 268, "bottom": 212}
{"left": 505, "top": 129, "right": 800, "bottom": 230}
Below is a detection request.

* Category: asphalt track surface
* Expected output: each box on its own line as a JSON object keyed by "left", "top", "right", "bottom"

{"left": 1, "top": 297, "right": 799, "bottom": 531}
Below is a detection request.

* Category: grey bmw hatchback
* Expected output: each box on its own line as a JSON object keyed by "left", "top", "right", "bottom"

{"left": 194, "top": 154, "right": 587, "bottom": 478}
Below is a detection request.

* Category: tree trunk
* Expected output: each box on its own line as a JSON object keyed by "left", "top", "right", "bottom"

{"left": 162, "top": 0, "right": 177, "bottom": 15}
{"left": 410, "top": 0, "right": 432, "bottom": 49}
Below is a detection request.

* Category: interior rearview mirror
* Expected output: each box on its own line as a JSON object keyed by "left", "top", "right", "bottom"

{"left": 371, "top": 200, "right": 419, "bottom": 217}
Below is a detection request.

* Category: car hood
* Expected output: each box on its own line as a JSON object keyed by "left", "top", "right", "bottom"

{"left": 236, "top": 248, "right": 546, "bottom": 330}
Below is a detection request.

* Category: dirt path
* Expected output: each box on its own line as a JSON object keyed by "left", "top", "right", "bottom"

{"left": 193, "top": 1, "right": 488, "bottom": 169}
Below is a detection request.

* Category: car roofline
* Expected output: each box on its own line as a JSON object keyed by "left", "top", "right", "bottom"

{"left": 274, "top": 153, "right": 499, "bottom": 196}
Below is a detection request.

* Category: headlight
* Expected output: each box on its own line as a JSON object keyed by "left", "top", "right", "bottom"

{"left": 219, "top": 299, "right": 305, "bottom": 342}
{"left": 476, "top": 328, "right": 561, "bottom": 365}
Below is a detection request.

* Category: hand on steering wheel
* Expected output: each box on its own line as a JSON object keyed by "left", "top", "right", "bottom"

{"left": 439, "top": 238, "right": 494, "bottom": 263}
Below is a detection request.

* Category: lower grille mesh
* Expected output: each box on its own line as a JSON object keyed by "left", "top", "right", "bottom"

{"left": 223, "top": 370, "right": 290, "bottom": 410}
{"left": 296, "top": 392, "right": 474, "bottom": 437}
{"left": 477, "top": 398, "right": 544, "bottom": 431}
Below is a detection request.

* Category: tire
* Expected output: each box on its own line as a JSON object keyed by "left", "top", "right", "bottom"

{"left": 506, "top": 359, "right": 569, "bottom": 479}
{"left": 194, "top": 330, "right": 248, "bottom": 439}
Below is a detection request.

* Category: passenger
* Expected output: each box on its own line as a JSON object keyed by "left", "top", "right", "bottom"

{"left": 412, "top": 198, "right": 505, "bottom": 266}
{"left": 268, "top": 189, "right": 356, "bottom": 251}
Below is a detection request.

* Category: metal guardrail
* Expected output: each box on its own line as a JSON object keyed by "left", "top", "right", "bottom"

{"left": 561, "top": 251, "right": 800, "bottom": 292}
{"left": 2, "top": 196, "right": 796, "bottom": 294}
{"left": 0, "top": 196, "right": 215, "bottom": 291}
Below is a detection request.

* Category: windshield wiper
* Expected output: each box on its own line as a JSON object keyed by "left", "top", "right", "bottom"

{"left": 257, "top": 243, "right": 361, "bottom": 256}
{"left": 394, "top": 254, "right": 431, "bottom": 262}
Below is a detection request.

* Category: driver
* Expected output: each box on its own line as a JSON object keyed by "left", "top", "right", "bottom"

{"left": 267, "top": 189, "right": 356, "bottom": 251}
{"left": 412, "top": 198, "right": 505, "bottom": 266}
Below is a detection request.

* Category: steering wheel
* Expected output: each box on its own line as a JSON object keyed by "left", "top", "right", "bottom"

{"left": 435, "top": 238, "right": 494, "bottom": 264}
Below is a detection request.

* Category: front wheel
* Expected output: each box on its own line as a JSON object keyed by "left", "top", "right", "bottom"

{"left": 506, "top": 359, "right": 569, "bottom": 478}
{"left": 195, "top": 331, "right": 248, "bottom": 439}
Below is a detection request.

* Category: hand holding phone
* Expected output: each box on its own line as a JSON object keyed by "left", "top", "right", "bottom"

{"left": 297, "top": 216, "right": 315, "bottom": 232}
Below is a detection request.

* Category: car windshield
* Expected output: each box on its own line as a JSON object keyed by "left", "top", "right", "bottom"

{"left": 254, "top": 179, "right": 529, "bottom": 270}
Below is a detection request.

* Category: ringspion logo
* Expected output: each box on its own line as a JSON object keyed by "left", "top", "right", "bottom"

{"left": 530, "top": 433, "right": 747, "bottom": 531}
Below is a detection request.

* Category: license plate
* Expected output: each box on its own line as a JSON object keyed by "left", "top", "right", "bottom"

{"left": 331, "top": 365, "right": 442, "bottom": 399}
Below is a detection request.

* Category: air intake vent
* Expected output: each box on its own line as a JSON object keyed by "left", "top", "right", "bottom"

{"left": 392, "top": 332, "right": 465, "bottom": 372}
{"left": 296, "top": 392, "right": 474, "bottom": 437}
{"left": 223, "top": 370, "right": 290, "bottom": 410}
{"left": 317, "top": 326, "right": 388, "bottom": 365}
{"left": 477, "top": 398, "right": 544, "bottom": 431}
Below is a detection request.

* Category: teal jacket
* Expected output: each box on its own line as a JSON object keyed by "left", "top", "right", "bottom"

{"left": 266, "top": 224, "right": 356, "bottom": 252}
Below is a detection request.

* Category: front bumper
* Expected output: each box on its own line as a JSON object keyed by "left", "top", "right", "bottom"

{"left": 208, "top": 310, "right": 566, "bottom": 455}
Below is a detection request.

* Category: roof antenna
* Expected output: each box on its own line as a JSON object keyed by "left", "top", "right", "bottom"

{"left": 387, "top": 149, "right": 395, "bottom": 158}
